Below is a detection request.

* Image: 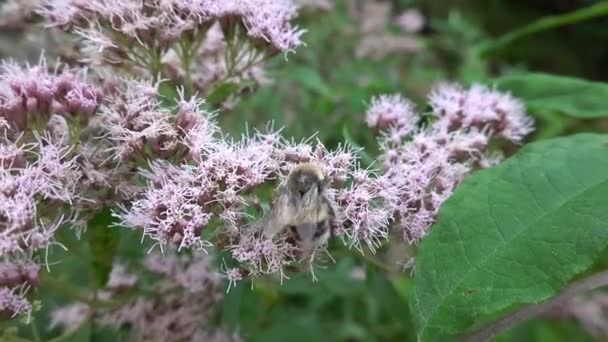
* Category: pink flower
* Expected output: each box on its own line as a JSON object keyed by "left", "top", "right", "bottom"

{"left": 332, "top": 170, "right": 395, "bottom": 251}
{"left": 49, "top": 303, "right": 90, "bottom": 332}
{"left": 369, "top": 84, "right": 533, "bottom": 241}
{"left": 428, "top": 82, "right": 534, "bottom": 142}
{"left": 97, "top": 250, "right": 230, "bottom": 341}
{"left": 50, "top": 250, "right": 236, "bottom": 341}
{"left": 1, "top": 136, "right": 79, "bottom": 257}
{"left": 395, "top": 8, "right": 425, "bottom": 33}
{"left": 0, "top": 285, "right": 32, "bottom": 319}
{"left": 113, "top": 122, "right": 283, "bottom": 250}
{"left": 40, "top": 0, "right": 305, "bottom": 54}
{"left": 365, "top": 94, "right": 418, "bottom": 133}
{"left": 229, "top": 229, "right": 296, "bottom": 279}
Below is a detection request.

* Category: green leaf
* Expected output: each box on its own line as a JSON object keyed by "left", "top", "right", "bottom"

{"left": 207, "top": 82, "right": 241, "bottom": 105}
{"left": 157, "top": 81, "right": 179, "bottom": 107}
{"left": 392, "top": 276, "right": 413, "bottom": 304}
{"left": 287, "top": 66, "right": 333, "bottom": 99}
{"left": 411, "top": 134, "right": 608, "bottom": 341}
{"left": 494, "top": 73, "right": 608, "bottom": 118}
{"left": 88, "top": 208, "right": 120, "bottom": 287}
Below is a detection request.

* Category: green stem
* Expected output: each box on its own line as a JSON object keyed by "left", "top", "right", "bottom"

{"left": 459, "top": 269, "right": 608, "bottom": 342}
{"left": 335, "top": 249, "right": 398, "bottom": 275}
{"left": 178, "top": 39, "right": 194, "bottom": 98}
{"left": 29, "top": 321, "right": 41, "bottom": 342}
{"left": 479, "top": 2, "right": 608, "bottom": 56}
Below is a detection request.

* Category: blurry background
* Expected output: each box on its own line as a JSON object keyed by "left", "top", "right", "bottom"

{"left": 1, "top": 0, "right": 607, "bottom": 340}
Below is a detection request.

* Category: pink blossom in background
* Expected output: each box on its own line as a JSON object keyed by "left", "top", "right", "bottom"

{"left": 429, "top": 82, "right": 534, "bottom": 141}
{"left": 49, "top": 250, "right": 239, "bottom": 342}
{"left": 350, "top": 2, "right": 424, "bottom": 60}
{"left": 0, "top": 0, "right": 41, "bottom": 30}
{"left": 295, "top": 0, "right": 334, "bottom": 12}
{"left": 546, "top": 291, "right": 608, "bottom": 338}
{"left": 395, "top": 8, "right": 425, "bottom": 33}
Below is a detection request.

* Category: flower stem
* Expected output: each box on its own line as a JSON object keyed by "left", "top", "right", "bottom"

{"left": 29, "top": 321, "right": 41, "bottom": 342}
{"left": 459, "top": 270, "right": 608, "bottom": 342}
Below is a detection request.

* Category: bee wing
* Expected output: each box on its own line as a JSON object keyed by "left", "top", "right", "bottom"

{"left": 261, "top": 184, "right": 294, "bottom": 238}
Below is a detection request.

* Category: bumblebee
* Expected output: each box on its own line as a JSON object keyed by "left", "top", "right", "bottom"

{"left": 262, "top": 163, "right": 335, "bottom": 253}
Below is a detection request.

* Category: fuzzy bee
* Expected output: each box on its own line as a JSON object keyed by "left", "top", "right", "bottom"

{"left": 261, "top": 163, "right": 336, "bottom": 254}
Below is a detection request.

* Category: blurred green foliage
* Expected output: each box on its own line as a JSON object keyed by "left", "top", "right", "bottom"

{"left": 5, "top": 0, "right": 608, "bottom": 340}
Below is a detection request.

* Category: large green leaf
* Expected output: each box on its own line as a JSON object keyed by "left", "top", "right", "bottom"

{"left": 495, "top": 73, "right": 608, "bottom": 118}
{"left": 411, "top": 134, "right": 608, "bottom": 341}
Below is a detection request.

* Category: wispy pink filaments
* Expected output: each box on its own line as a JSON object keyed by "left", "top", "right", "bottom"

{"left": 39, "top": 0, "right": 305, "bottom": 55}
{"left": 370, "top": 83, "right": 533, "bottom": 242}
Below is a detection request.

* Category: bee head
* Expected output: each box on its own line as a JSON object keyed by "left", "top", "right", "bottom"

{"left": 287, "top": 163, "right": 326, "bottom": 196}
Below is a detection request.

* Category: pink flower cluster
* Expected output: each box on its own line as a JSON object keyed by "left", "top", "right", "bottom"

{"left": 351, "top": 2, "right": 423, "bottom": 60}
{"left": 0, "top": 135, "right": 81, "bottom": 318}
{"left": 429, "top": 83, "right": 533, "bottom": 142}
{"left": 39, "top": 0, "right": 305, "bottom": 56}
{"left": 0, "top": 260, "right": 39, "bottom": 319}
{"left": 98, "top": 78, "right": 213, "bottom": 162}
{"left": 50, "top": 250, "right": 240, "bottom": 341}
{"left": 0, "top": 285, "right": 32, "bottom": 319}
{"left": 107, "top": 84, "right": 395, "bottom": 278}
{"left": 0, "top": 58, "right": 105, "bottom": 320}
{"left": 366, "top": 83, "right": 533, "bottom": 241}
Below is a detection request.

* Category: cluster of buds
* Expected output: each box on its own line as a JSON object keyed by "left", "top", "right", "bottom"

{"left": 366, "top": 83, "right": 534, "bottom": 242}
{"left": 0, "top": 58, "right": 102, "bottom": 135}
